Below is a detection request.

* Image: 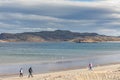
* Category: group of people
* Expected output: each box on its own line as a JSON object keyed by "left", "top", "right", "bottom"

{"left": 19, "top": 63, "right": 93, "bottom": 78}
{"left": 19, "top": 67, "right": 33, "bottom": 78}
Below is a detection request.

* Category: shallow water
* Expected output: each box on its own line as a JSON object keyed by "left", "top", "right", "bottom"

{"left": 0, "top": 42, "right": 120, "bottom": 74}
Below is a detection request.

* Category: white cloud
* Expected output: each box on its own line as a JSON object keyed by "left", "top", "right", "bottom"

{"left": 0, "top": 13, "right": 60, "bottom": 21}
{"left": 98, "top": 29, "right": 120, "bottom": 36}
{"left": 21, "top": 27, "right": 56, "bottom": 32}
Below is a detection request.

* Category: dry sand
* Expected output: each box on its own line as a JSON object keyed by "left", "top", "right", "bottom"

{"left": 1, "top": 64, "right": 120, "bottom": 80}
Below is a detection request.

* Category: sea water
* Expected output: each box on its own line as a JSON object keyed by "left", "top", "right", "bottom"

{"left": 0, "top": 42, "right": 120, "bottom": 75}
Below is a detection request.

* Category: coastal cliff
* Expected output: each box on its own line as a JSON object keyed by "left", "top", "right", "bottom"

{"left": 70, "top": 36, "right": 120, "bottom": 43}
{"left": 0, "top": 30, "right": 120, "bottom": 43}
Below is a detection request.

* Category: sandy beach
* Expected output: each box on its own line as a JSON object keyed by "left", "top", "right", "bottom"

{"left": 1, "top": 64, "right": 120, "bottom": 80}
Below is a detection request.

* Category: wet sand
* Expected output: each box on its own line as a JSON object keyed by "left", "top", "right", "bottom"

{"left": 1, "top": 64, "right": 120, "bottom": 80}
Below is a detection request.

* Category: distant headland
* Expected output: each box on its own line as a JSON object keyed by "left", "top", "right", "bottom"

{"left": 0, "top": 30, "right": 120, "bottom": 43}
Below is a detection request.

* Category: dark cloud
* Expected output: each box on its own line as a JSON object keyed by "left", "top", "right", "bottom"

{"left": 0, "top": 0, "right": 120, "bottom": 36}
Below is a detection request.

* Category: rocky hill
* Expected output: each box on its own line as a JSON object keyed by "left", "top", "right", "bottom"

{"left": 0, "top": 30, "right": 120, "bottom": 43}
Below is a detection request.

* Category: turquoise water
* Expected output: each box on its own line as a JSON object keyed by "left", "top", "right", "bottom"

{"left": 0, "top": 42, "right": 120, "bottom": 75}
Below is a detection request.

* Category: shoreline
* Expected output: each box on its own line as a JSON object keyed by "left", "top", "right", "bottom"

{"left": 0, "top": 54, "right": 120, "bottom": 76}
{"left": 0, "top": 62, "right": 120, "bottom": 77}
{"left": 1, "top": 63, "right": 120, "bottom": 80}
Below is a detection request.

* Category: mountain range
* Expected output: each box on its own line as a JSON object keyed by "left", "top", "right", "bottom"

{"left": 0, "top": 30, "right": 120, "bottom": 43}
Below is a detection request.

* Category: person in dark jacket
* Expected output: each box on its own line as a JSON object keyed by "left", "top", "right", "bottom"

{"left": 28, "top": 67, "right": 33, "bottom": 78}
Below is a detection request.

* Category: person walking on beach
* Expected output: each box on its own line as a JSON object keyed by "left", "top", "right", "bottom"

{"left": 89, "top": 63, "right": 93, "bottom": 70}
{"left": 28, "top": 67, "right": 33, "bottom": 78}
{"left": 19, "top": 68, "right": 23, "bottom": 77}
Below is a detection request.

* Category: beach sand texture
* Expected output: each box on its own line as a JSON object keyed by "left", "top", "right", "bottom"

{"left": 1, "top": 64, "right": 120, "bottom": 80}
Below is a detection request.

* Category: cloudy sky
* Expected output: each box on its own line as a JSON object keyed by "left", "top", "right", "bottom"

{"left": 0, "top": 0, "right": 120, "bottom": 36}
